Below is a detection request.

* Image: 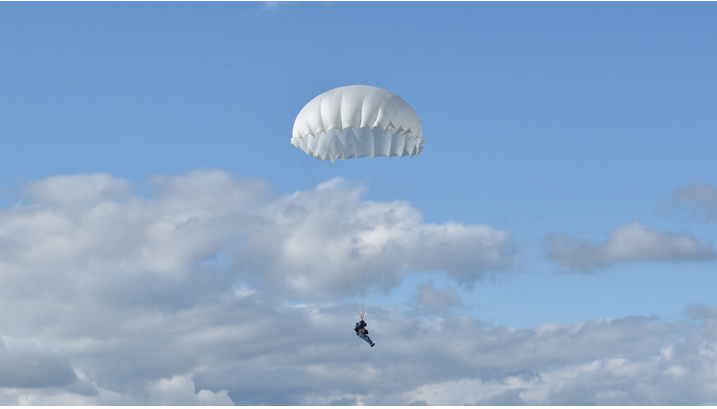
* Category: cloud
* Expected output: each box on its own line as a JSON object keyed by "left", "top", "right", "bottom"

{"left": 413, "top": 281, "right": 462, "bottom": 314}
{"left": 476, "top": 388, "right": 527, "bottom": 405}
{"left": 668, "top": 181, "right": 717, "bottom": 221}
{"left": 0, "top": 170, "right": 517, "bottom": 404}
{"left": 4, "top": 373, "right": 232, "bottom": 406}
{"left": 21, "top": 173, "right": 131, "bottom": 208}
{"left": 237, "top": 177, "right": 516, "bottom": 299}
{"left": 0, "top": 336, "right": 80, "bottom": 389}
{"left": 6, "top": 171, "right": 717, "bottom": 404}
{"left": 363, "top": 314, "right": 717, "bottom": 406}
{"left": 545, "top": 221, "right": 716, "bottom": 272}
{"left": 263, "top": 1, "right": 278, "bottom": 11}
{"left": 146, "top": 375, "right": 233, "bottom": 405}
{"left": 0, "top": 304, "right": 712, "bottom": 405}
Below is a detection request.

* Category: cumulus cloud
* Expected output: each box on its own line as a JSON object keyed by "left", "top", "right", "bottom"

{"left": 7, "top": 171, "right": 717, "bottom": 404}
{"left": 22, "top": 173, "right": 132, "bottom": 203}
{"left": 668, "top": 181, "right": 717, "bottom": 221}
{"left": 3, "top": 373, "right": 232, "bottom": 406}
{"left": 476, "top": 388, "right": 527, "bottom": 405}
{"left": 0, "top": 336, "right": 80, "bottom": 389}
{"left": 7, "top": 297, "right": 717, "bottom": 405}
{"left": 238, "top": 177, "right": 516, "bottom": 299}
{"left": 361, "top": 313, "right": 717, "bottom": 406}
{"left": 0, "top": 170, "right": 517, "bottom": 404}
{"left": 290, "top": 310, "right": 717, "bottom": 405}
{"left": 546, "top": 221, "right": 716, "bottom": 272}
{"left": 146, "top": 375, "right": 233, "bottom": 405}
{"left": 413, "top": 281, "right": 462, "bottom": 315}
{"left": 2, "top": 171, "right": 510, "bottom": 305}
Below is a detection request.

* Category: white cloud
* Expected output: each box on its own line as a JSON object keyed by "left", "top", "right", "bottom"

{"left": 341, "top": 313, "right": 717, "bottom": 406}
{"left": 5, "top": 171, "right": 717, "bottom": 404}
{"left": 21, "top": 173, "right": 131, "bottom": 209}
{"left": 237, "top": 177, "right": 516, "bottom": 299}
{"left": 263, "top": 1, "right": 278, "bottom": 11}
{"left": 413, "top": 281, "right": 462, "bottom": 314}
{"left": 0, "top": 170, "right": 517, "bottom": 404}
{"left": 3, "top": 275, "right": 717, "bottom": 405}
{"left": 546, "top": 221, "right": 716, "bottom": 272}
{"left": 147, "top": 375, "right": 233, "bottom": 405}
{"left": 669, "top": 181, "right": 717, "bottom": 221}
{"left": 0, "top": 172, "right": 514, "bottom": 300}
{"left": 0, "top": 336, "right": 81, "bottom": 389}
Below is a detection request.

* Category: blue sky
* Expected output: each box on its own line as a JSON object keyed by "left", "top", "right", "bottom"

{"left": 2, "top": 2, "right": 717, "bottom": 405}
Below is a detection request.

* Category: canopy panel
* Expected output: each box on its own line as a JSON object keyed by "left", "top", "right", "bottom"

{"left": 292, "top": 85, "right": 423, "bottom": 162}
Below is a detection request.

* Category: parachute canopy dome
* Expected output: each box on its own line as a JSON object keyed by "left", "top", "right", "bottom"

{"left": 292, "top": 85, "right": 423, "bottom": 162}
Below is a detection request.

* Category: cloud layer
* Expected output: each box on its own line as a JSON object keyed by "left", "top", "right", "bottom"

{"left": 413, "top": 281, "right": 463, "bottom": 315}
{"left": 237, "top": 177, "right": 516, "bottom": 300}
{"left": 0, "top": 170, "right": 520, "bottom": 404}
{"left": 3, "top": 171, "right": 717, "bottom": 404}
{"left": 546, "top": 221, "right": 716, "bottom": 272}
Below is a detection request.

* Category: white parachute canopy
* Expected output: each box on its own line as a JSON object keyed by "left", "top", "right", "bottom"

{"left": 292, "top": 85, "right": 423, "bottom": 162}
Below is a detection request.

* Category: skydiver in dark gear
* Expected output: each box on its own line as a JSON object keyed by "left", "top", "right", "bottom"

{"left": 354, "top": 316, "right": 375, "bottom": 347}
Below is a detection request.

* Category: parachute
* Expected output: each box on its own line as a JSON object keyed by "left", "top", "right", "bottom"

{"left": 291, "top": 85, "right": 424, "bottom": 317}
{"left": 292, "top": 85, "right": 423, "bottom": 161}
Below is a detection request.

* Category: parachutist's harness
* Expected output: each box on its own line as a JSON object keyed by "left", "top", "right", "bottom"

{"left": 354, "top": 317, "right": 375, "bottom": 347}
{"left": 354, "top": 320, "right": 368, "bottom": 335}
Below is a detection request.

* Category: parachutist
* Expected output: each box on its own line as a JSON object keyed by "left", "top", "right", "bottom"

{"left": 354, "top": 318, "right": 375, "bottom": 347}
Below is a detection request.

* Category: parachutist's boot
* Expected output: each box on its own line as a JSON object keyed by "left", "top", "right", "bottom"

{"left": 371, "top": 343, "right": 375, "bottom": 347}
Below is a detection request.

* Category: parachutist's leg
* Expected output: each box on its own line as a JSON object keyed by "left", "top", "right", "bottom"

{"left": 359, "top": 333, "right": 373, "bottom": 346}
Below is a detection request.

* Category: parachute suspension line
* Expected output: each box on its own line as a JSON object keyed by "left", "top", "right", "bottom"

{"left": 355, "top": 157, "right": 389, "bottom": 318}
{"left": 357, "top": 158, "right": 389, "bottom": 317}
{"left": 307, "top": 155, "right": 417, "bottom": 320}
{"left": 319, "top": 158, "right": 367, "bottom": 317}
{"left": 397, "top": 154, "right": 416, "bottom": 203}
{"left": 358, "top": 155, "right": 417, "bottom": 318}
{"left": 301, "top": 154, "right": 363, "bottom": 317}
{"left": 320, "top": 159, "right": 379, "bottom": 319}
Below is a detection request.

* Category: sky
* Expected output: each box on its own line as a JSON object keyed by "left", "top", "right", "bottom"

{"left": 1, "top": 1, "right": 717, "bottom": 405}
